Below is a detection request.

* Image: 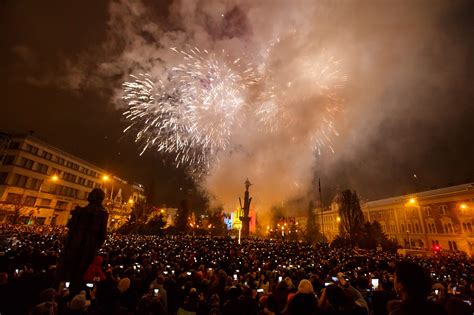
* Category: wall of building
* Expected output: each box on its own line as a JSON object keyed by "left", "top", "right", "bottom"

{"left": 317, "top": 183, "right": 474, "bottom": 255}
{"left": 0, "top": 134, "right": 146, "bottom": 227}
{"left": 361, "top": 183, "right": 474, "bottom": 255}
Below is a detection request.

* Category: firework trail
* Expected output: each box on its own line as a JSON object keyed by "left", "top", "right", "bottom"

{"left": 122, "top": 48, "right": 257, "bottom": 168}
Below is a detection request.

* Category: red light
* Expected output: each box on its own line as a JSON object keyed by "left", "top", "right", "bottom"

{"left": 433, "top": 245, "right": 440, "bottom": 252}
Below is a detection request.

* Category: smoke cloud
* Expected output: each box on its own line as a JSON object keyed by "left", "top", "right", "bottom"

{"left": 34, "top": 0, "right": 474, "bottom": 214}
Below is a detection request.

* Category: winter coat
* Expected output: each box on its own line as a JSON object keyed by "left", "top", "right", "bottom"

{"left": 83, "top": 255, "right": 106, "bottom": 283}
{"left": 58, "top": 203, "right": 108, "bottom": 286}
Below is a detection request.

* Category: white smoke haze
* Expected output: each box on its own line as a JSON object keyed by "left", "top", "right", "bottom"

{"left": 34, "top": 0, "right": 469, "bottom": 213}
{"left": 99, "top": 0, "right": 459, "bottom": 213}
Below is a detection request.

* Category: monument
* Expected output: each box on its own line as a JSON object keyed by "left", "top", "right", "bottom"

{"left": 239, "top": 178, "right": 253, "bottom": 238}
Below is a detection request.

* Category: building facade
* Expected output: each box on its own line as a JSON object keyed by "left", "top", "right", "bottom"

{"left": 0, "top": 133, "right": 145, "bottom": 227}
{"left": 318, "top": 183, "right": 474, "bottom": 255}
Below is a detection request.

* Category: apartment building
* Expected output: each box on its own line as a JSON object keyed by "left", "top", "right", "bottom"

{"left": 0, "top": 132, "right": 145, "bottom": 226}
{"left": 319, "top": 183, "right": 474, "bottom": 255}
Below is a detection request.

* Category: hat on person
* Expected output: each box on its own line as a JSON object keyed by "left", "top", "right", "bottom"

{"left": 118, "top": 277, "right": 131, "bottom": 293}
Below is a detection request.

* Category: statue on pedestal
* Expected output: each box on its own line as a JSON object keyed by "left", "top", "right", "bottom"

{"left": 239, "top": 178, "right": 252, "bottom": 238}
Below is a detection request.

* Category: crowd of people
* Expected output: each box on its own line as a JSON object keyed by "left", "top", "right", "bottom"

{"left": 1, "top": 223, "right": 473, "bottom": 314}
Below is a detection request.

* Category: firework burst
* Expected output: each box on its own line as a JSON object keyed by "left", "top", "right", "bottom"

{"left": 122, "top": 39, "right": 347, "bottom": 172}
{"left": 122, "top": 47, "right": 257, "bottom": 169}
{"left": 255, "top": 37, "right": 347, "bottom": 155}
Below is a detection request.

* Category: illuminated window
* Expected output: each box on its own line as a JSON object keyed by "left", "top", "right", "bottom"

{"left": 55, "top": 200, "right": 69, "bottom": 210}
{"left": 40, "top": 199, "right": 51, "bottom": 207}
{"left": 20, "top": 157, "right": 34, "bottom": 170}
{"left": 13, "top": 174, "right": 28, "bottom": 187}
{"left": 6, "top": 193, "right": 22, "bottom": 204}
{"left": 424, "top": 206, "right": 432, "bottom": 216}
{"left": 24, "top": 196, "right": 36, "bottom": 206}
{"left": 440, "top": 205, "right": 448, "bottom": 216}
{"left": 35, "top": 162, "right": 48, "bottom": 174}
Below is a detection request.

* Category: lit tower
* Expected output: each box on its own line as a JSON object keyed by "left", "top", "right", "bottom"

{"left": 239, "top": 178, "right": 253, "bottom": 238}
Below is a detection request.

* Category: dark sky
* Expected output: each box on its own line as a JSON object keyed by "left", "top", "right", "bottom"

{"left": 1, "top": 0, "right": 473, "bottom": 208}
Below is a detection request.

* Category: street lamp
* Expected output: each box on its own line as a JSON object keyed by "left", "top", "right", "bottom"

{"left": 101, "top": 174, "right": 109, "bottom": 190}
{"left": 31, "top": 174, "right": 59, "bottom": 225}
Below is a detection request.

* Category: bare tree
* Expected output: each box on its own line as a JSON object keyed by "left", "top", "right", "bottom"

{"left": 338, "top": 190, "right": 364, "bottom": 245}
{"left": 305, "top": 200, "right": 320, "bottom": 243}
{"left": 131, "top": 199, "right": 153, "bottom": 224}
{"left": 175, "top": 199, "right": 190, "bottom": 231}
{"left": 1, "top": 194, "right": 27, "bottom": 224}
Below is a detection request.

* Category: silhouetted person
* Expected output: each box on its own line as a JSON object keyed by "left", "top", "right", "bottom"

{"left": 389, "top": 261, "right": 446, "bottom": 315}
{"left": 58, "top": 188, "right": 108, "bottom": 295}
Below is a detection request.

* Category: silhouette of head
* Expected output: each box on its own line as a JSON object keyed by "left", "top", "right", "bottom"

{"left": 394, "top": 261, "right": 431, "bottom": 300}
{"left": 87, "top": 188, "right": 105, "bottom": 205}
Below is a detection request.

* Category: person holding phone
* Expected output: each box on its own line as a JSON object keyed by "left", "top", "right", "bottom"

{"left": 258, "top": 274, "right": 270, "bottom": 294}
{"left": 149, "top": 275, "right": 167, "bottom": 314}
{"left": 372, "top": 279, "right": 397, "bottom": 315}
{"left": 336, "top": 272, "right": 369, "bottom": 313}
{"left": 319, "top": 285, "right": 367, "bottom": 315}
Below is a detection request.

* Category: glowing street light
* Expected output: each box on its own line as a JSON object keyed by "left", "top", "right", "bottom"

{"left": 102, "top": 175, "right": 109, "bottom": 182}
{"left": 336, "top": 216, "right": 341, "bottom": 222}
{"left": 31, "top": 174, "right": 62, "bottom": 225}
{"left": 460, "top": 203, "right": 468, "bottom": 210}
{"left": 405, "top": 197, "right": 419, "bottom": 208}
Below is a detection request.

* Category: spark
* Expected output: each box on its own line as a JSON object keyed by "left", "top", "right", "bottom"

{"left": 122, "top": 40, "right": 347, "bottom": 173}
{"left": 255, "top": 37, "right": 347, "bottom": 155}
{"left": 122, "top": 48, "right": 258, "bottom": 170}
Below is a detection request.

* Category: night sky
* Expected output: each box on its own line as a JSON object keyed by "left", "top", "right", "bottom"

{"left": 1, "top": 0, "right": 473, "bottom": 210}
